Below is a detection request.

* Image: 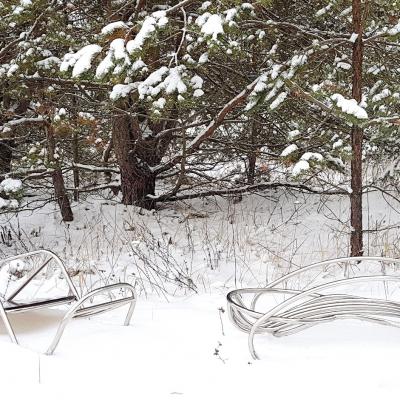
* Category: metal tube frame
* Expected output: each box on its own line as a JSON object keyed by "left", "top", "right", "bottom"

{"left": 0, "top": 250, "right": 136, "bottom": 355}
{"left": 46, "top": 283, "right": 136, "bottom": 355}
{"left": 227, "top": 256, "right": 400, "bottom": 359}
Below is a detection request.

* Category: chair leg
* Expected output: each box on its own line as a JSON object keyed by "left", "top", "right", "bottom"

{"left": 0, "top": 304, "right": 18, "bottom": 344}
{"left": 45, "top": 310, "right": 73, "bottom": 355}
{"left": 124, "top": 298, "right": 136, "bottom": 326}
{"left": 45, "top": 283, "right": 136, "bottom": 355}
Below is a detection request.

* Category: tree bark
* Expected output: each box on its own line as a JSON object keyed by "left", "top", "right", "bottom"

{"left": 247, "top": 120, "right": 259, "bottom": 185}
{"left": 112, "top": 111, "right": 156, "bottom": 209}
{"left": 350, "top": 0, "right": 364, "bottom": 256}
{"left": 72, "top": 130, "right": 80, "bottom": 202}
{"left": 46, "top": 125, "right": 74, "bottom": 222}
{"left": 0, "top": 140, "right": 13, "bottom": 175}
{"left": 102, "top": 136, "right": 114, "bottom": 186}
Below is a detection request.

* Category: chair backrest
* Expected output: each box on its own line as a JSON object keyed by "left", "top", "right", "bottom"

{"left": 0, "top": 250, "right": 79, "bottom": 302}
{"left": 227, "top": 256, "right": 400, "bottom": 330}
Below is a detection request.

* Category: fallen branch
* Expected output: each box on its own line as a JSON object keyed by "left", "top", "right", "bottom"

{"left": 152, "top": 182, "right": 348, "bottom": 202}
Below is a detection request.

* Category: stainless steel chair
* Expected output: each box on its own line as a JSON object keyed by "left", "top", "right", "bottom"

{"left": 0, "top": 249, "right": 136, "bottom": 355}
{"left": 227, "top": 256, "right": 400, "bottom": 359}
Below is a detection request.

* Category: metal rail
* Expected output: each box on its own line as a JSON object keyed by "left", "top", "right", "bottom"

{"left": 227, "top": 256, "right": 400, "bottom": 359}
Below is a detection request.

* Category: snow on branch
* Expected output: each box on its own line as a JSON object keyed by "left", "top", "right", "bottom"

{"left": 152, "top": 182, "right": 347, "bottom": 202}
{"left": 1, "top": 117, "right": 46, "bottom": 134}
{"left": 153, "top": 77, "right": 260, "bottom": 174}
{"left": 71, "top": 163, "right": 119, "bottom": 174}
{"left": 362, "top": 116, "right": 400, "bottom": 127}
{"left": 4, "top": 117, "right": 45, "bottom": 126}
{"left": 166, "top": 0, "right": 197, "bottom": 15}
{"left": 331, "top": 94, "right": 368, "bottom": 120}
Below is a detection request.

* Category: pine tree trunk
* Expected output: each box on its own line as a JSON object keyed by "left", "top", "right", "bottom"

{"left": 46, "top": 125, "right": 74, "bottom": 222}
{"left": 72, "top": 131, "right": 80, "bottom": 202}
{"left": 0, "top": 140, "right": 13, "bottom": 175}
{"left": 247, "top": 120, "right": 259, "bottom": 184}
{"left": 112, "top": 112, "right": 156, "bottom": 209}
{"left": 102, "top": 136, "right": 113, "bottom": 185}
{"left": 350, "top": 0, "right": 364, "bottom": 256}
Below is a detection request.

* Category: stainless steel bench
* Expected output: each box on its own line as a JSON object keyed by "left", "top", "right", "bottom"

{"left": 0, "top": 250, "right": 136, "bottom": 355}
{"left": 227, "top": 256, "right": 400, "bottom": 359}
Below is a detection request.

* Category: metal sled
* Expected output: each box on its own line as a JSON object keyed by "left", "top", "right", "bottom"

{"left": 0, "top": 250, "right": 136, "bottom": 355}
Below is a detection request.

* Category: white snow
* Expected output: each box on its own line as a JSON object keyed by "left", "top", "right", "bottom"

{"left": 130, "top": 59, "right": 146, "bottom": 72}
{"left": 126, "top": 12, "right": 167, "bottom": 54}
{"left": 331, "top": 93, "right": 368, "bottom": 120}
{"left": 245, "top": 73, "right": 269, "bottom": 111}
{"left": 340, "top": 7, "right": 352, "bottom": 16}
{"left": 200, "top": 1, "right": 212, "bottom": 11}
{"left": 0, "top": 197, "right": 9, "bottom": 209}
{"left": 138, "top": 66, "right": 169, "bottom": 98}
{"left": 349, "top": 33, "right": 359, "bottom": 43}
{"left": 270, "top": 92, "right": 287, "bottom": 110}
{"left": 241, "top": 2, "right": 254, "bottom": 10}
{"left": 332, "top": 139, "right": 343, "bottom": 149}
{"left": 0, "top": 178, "right": 22, "bottom": 194}
{"left": 301, "top": 152, "right": 323, "bottom": 162}
{"left": 193, "top": 89, "right": 204, "bottom": 97}
{"left": 198, "top": 52, "right": 209, "bottom": 64}
{"left": 96, "top": 53, "right": 114, "bottom": 79}
{"left": 315, "top": 3, "right": 333, "bottom": 17}
{"left": 200, "top": 14, "right": 224, "bottom": 40}
{"left": 292, "top": 159, "right": 310, "bottom": 175}
{"left": 225, "top": 9, "right": 237, "bottom": 22}
{"left": 126, "top": 17, "right": 156, "bottom": 53}
{"left": 96, "top": 38, "right": 132, "bottom": 79}
{"left": 109, "top": 83, "right": 137, "bottom": 101}
{"left": 163, "top": 67, "right": 187, "bottom": 95}
{"left": 137, "top": 66, "right": 187, "bottom": 99}
{"left": 61, "top": 44, "right": 102, "bottom": 78}
{"left": 12, "top": 5, "right": 24, "bottom": 14}
{"left": 290, "top": 54, "right": 307, "bottom": 68}
{"left": 111, "top": 38, "right": 128, "bottom": 61}
{"left": 337, "top": 62, "right": 351, "bottom": 70}
{"left": 1, "top": 192, "right": 400, "bottom": 397}
{"left": 388, "top": 22, "right": 400, "bottom": 36}
{"left": 288, "top": 129, "right": 301, "bottom": 139}
{"left": 281, "top": 144, "right": 298, "bottom": 157}
{"left": 153, "top": 97, "right": 166, "bottom": 109}
{"left": 36, "top": 56, "right": 61, "bottom": 69}
{"left": 372, "top": 89, "right": 391, "bottom": 103}
{"left": 101, "top": 21, "right": 128, "bottom": 35}
{"left": 190, "top": 75, "right": 203, "bottom": 89}
{"left": 7, "top": 64, "right": 19, "bottom": 77}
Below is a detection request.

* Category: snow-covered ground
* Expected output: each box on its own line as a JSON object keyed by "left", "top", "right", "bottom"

{"left": 1, "top": 190, "right": 400, "bottom": 398}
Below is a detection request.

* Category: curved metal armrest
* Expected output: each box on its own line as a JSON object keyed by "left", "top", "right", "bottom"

{"left": 249, "top": 256, "right": 400, "bottom": 311}
{"left": 248, "top": 275, "right": 400, "bottom": 360}
{"left": 46, "top": 283, "right": 136, "bottom": 355}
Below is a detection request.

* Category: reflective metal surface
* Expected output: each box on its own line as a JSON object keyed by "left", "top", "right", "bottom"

{"left": 0, "top": 250, "right": 136, "bottom": 355}
{"left": 227, "top": 256, "right": 400, "bottom": 359}
{"left": 46, "top": 283, "right": 136, "bottom": 355}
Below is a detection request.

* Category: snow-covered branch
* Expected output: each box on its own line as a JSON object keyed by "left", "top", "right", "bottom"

{"left": 153, "top": 78, "right": 260, "bottom": 174}
{"left": 152, "top": 182, "right": 348, "bottom": 202}
{"left": 71, "top": 163, "right": 119, "bottom": 174}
